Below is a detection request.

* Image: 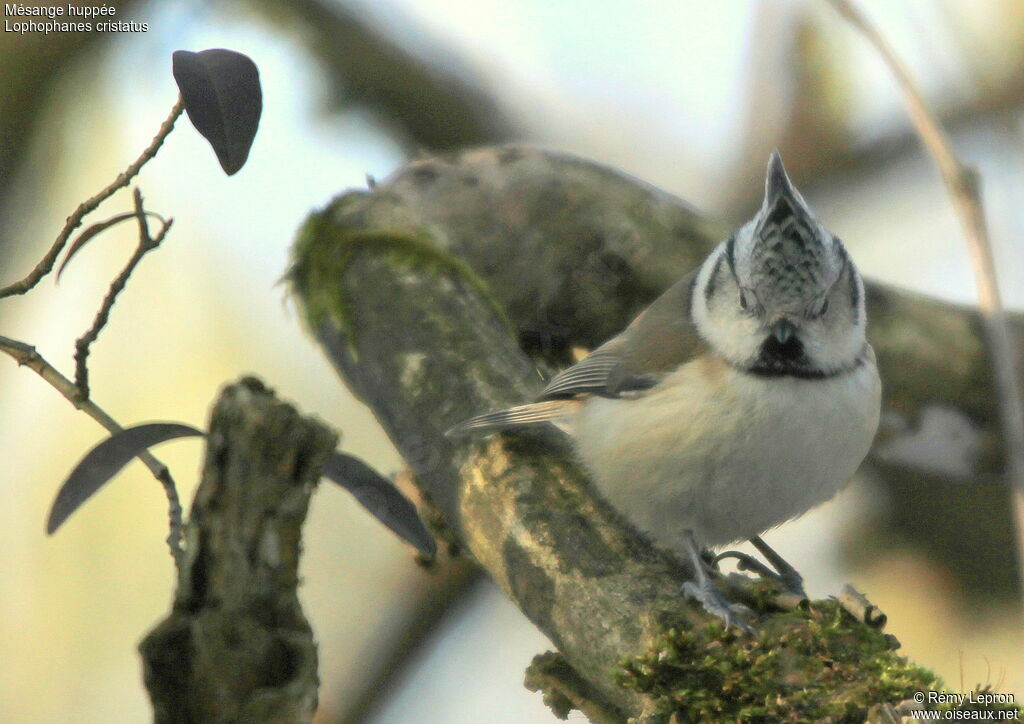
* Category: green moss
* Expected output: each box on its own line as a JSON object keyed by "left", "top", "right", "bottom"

{"left": 288, "top": 200, "right": 511, "bottom": 353}
{"left": 616, "top": 599, "right": 950, "bottom": 722}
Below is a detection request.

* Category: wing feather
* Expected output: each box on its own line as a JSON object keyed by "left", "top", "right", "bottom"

{"left": 447, "top": 400, "right": 577, "bottom": 436}
{"left": 539, "top": 349, "right": 621, "bottom": 398}
{"left": 538, "top": 268, "right": 705, "bottom": 400}
{"left": 449, "top": 266, "right": 709, "bottom": 435}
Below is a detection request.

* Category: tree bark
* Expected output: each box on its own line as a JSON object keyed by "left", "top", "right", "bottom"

{"left": 139, "top": 377, "right": 335, "bottom": 724}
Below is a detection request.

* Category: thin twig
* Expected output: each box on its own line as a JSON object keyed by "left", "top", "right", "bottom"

{"left": 0, "top": 97, "right": 184, "bottom": 299}
{"left": 0, "top": 335, "right": 184, "bottom": 564}
{"left": 827, "top": 0, "right": 1024, "bottom": 598}
{"left": 74, "top": 189, "right": 174, "bottom": 399}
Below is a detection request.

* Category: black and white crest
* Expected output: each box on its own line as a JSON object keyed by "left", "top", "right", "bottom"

{"left": 736, "top": 152, "right": 843, "bottom": 314}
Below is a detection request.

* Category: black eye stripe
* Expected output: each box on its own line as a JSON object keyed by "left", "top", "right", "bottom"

{"left": 724, "top": 235, "right": 737, "bottom": 277}
{"left": 847, "top": 268, "right": 860, "bottom": 325}
{"left": 704, "top": 253, "right": 724, "bottom": 303}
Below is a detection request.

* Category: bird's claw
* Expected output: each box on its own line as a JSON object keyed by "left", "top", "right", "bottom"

{"left": 714, "top": 549, "right": 808, "bottom": 600}
{"left": 714, "top": 550, "right": 775, "bottom": 578}
{"left": 681, "top": 580, "right": 756, "bottom": 634}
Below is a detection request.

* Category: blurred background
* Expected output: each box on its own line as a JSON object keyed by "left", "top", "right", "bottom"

{"left": 1, "top": 0, "right": 1023, "bottom": 721}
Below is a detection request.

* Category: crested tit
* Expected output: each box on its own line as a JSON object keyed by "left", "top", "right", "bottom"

{"left": 452, "top": 152, "right": 881, "bottom": 629}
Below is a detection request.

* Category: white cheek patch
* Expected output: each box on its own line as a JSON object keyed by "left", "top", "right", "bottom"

{"left": 692, "top": 246, "right": 763, "bottom": 365}
{"left": 799, "top": 268, "right": 868, "bottom": 371}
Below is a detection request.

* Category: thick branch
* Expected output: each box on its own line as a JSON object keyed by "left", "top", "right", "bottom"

{"left": 301, "top": 146, "right": 1024, "bottom": 598}
{"left": 290, "top": 189, "right": 965, "bottom": 719}
{"left": 139, "top": 377, "right": 336, "bottom": 723}
{"left": 312, "top": 147, "right": 1021, "bottom": 474}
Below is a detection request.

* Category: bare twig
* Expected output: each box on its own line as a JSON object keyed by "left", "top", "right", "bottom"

{"left": 0, "top": 97, "right": 184, "bottom": 299}
{"left": 827, "top": 0, "right": 1024, "bottom": 597}
{"left": 74, "top": 189, "right": 173, "bottom": 398}
{"left": 838, "top": 584, "right": 888, "bottom": 628}
{"left": 0, "top": 335, "right": 184, "bottom": 563}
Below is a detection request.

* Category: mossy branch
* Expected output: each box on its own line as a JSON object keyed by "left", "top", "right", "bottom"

{"left": 297, "top": 145, "right": 1024, "bottom": 599}
{"left": 288, "top": 149, "right": 1021, "bottom": 719}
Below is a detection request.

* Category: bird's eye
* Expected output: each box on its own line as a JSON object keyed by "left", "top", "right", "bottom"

{"left": 805, "top": 297, "right": 829, "bottom": 319}
{"left": 739, "top": 290, "right": 749, "bottom": 312}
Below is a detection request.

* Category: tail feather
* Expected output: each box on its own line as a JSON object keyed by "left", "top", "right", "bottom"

{"left": 447, "top": 400, "right": 577, "bottom": 437}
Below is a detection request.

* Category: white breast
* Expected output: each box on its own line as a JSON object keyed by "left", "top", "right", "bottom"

{"left": 568, "top": 353, "right": 881, "bottom": 552}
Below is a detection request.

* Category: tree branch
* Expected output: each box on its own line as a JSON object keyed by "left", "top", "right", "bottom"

{"left": 73, "top": 188, "right": 173, "bottom": 398}
{"left": 301, "top": 146, "right": 1023, "bottom": 486}
{"left": 0, "top": 333, "right": 184, "bottom": 562}
{"left": 0, "top": 97, "right": 183, "bottom": 299}
{"left": 288, "top": 164, "right": 994, "bottom": 717}
{"left": 139, "top": 377, "right": 335, "bottom": 723}
{"left": 319, "top": 149, "right": 1024, "bottom": 605}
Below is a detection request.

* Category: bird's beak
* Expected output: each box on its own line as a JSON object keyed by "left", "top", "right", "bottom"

{"left": 771, "top": 319, "right": 796, "bottom": 344}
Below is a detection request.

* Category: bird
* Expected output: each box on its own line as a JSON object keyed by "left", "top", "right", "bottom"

{"left": 450, "top": 151, "right": 881, "bottom": 630}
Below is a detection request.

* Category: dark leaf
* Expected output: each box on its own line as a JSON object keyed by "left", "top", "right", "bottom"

{"left": 57, "top": 211, "right": 165, "bottom": 281}
{"left": 47, "top": 423, "right": 203, "bottom": 535}
{"left": 172, "top": 48, "right": 262, "bottom": 175}
{"left": 323, "top": 451, "right": 436, "bottom": 556}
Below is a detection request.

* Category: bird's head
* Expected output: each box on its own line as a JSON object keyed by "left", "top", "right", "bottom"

{"left": 693, "top": 151, "right": 867, "bottom": 377}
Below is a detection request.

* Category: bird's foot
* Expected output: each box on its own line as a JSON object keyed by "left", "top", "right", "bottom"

{"left": 714, "top": 550, "right": 775, "bottom": 578}
{"left": 750, "top": 536, "right": 808, "bottom": 600}
{"left": 715, "top": 547, "right": 807, "bottom": 600}
{"left": 681, "top": 579, "right": 756, "bottom": 634}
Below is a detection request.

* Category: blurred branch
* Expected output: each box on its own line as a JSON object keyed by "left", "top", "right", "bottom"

{"left": 240, "top": 0, "right": 513, "bottom": 150}
{"left": 728, "top": 6, "right": 1024, "bottom": 218}
{"left": 140, "top": 377, "right": 335, "bottom": 723}
{"left": 334, "top": 555, "right": 482, "bottom": 723}
{"left": 826, "top": 0, "right": 1024, "bottom": 606}
{"left": 0, "top": 0, "right": 141, "bottom": 212}
{"left": 74, "top": 189, "right": 173, "bottom": 398}
{"left": 0, "top": 333, "right": 184, "bottom": 561}
{"left": 0, "top": 97, "right": 183, "bottom": 299}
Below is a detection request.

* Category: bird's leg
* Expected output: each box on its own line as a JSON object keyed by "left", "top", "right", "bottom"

{"left": 680, "top": 530, "right": 755, "bottom": 633}
{"left": 749, "top": 535, "right": 806, "bottom": 598}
